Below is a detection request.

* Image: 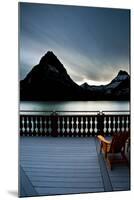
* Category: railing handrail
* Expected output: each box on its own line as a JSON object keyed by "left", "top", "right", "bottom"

{"left": 20, "top": 110, "right": 129, "bottom": 112}
{"left": 20, "top": 110, "right": 130, "bottom": 116}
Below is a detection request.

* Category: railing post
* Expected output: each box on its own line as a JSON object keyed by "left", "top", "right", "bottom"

{"left": 51, "top": 111, "right": 58, "bottom": 137}
{"left": 97, "top": 111, "right": 104, "bottom": 135}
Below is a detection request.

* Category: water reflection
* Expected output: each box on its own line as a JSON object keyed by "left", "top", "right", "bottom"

{"left": 20, "top": 101, "right": 129, "bottom": 112}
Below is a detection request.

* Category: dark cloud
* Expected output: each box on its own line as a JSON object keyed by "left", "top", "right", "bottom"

{"left": 20, "top": 3, "right": 130, "bottom": 85}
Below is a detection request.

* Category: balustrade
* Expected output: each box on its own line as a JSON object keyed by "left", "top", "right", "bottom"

{"left": 20, "top": 111, "right": 130, "bottom": 137}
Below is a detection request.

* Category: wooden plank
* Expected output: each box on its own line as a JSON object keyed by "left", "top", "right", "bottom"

{"left": 35, "top": 187, "right": 104, "bottom": 195}
{"left": 20, "top": 161, "right": 101, "bottom": 166}
{"left": 20, "top": 158, "right": 99, "bottom": 162}
{"left": 29, "top": 176, "right": 103, "bottom": 183}
{"left": 22, "top": 167, "right": 101, "bottom": 174}
{"left": 111, "top": 181, "right": 130, "bottom": 187}
{"left": 20, "top": 137, "right": 104, "bottom": 196}
{"left": 32, "top": 181, "right": 103, "bottom": 188}
{"left": 110, "top": 176, "right": 130, "bottom": 182}
{"left": 19, "top": 165, "right": 38, "bottom": 197}
{"left": 106, "top": 159, "right": 130, "bottom": 190}
{"left": 26, "top": 171, "right": 102, "bottom": 178}
{"left": 95, "top": 138, "right": 113, "bottom": 192}
{"left": 21, "top": 164, "right": 100, "bottom": 169}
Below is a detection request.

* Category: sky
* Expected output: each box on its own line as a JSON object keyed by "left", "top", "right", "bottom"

{"left": 19, "top": 2, "right": 130, "bottom": 85}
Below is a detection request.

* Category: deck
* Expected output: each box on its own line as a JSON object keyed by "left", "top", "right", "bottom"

{"left": 19, "top": 136, "right": 130, "bottom": 197}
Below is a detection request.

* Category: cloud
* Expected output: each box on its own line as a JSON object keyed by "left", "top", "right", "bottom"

{"left": 20, "top": 3, "right": 130, "bottom": 85}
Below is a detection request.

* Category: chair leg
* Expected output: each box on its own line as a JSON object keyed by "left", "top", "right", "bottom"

{"left": 121, "top": 151, "right": 129, "bottom": 167}
{"left": 106, "top": 157, "right": 112, "bottom": 170}
{"left": 104, "top": 152, "right": 106, "bottom": 158}
{"left": 100, "top": 142, "right": 102, "bottom": 153}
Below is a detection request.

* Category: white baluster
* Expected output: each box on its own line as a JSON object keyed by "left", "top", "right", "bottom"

{"left": 26, "top": 117, "right": 29, "bottom": 132}
{"left": 22, "top": 117, "right": 25, "bottom": 133}
{"left": 126, "top": 116, "right": 129, "bottom": 131}
{"left": 48, "top": 117, "right": 52, "bottom": 133}
{"left": 94, "top": 117, "right": 97, "bottom": 133}
{"left": 85, "top": 117, "right": 88, "bottom": 133}
{"left": 67, "top": 117, "right": 69, "bottom": 133}
{"left": 121, "top": 116, "right": 125, "bottom": 132}
{"left": 40, "top": 117, "right": 43, "bottom": 133}
{"left": 31, "top": 117, "right": 34, "bottom": 133}
{"left": 113, "top": 117, "right": 116, "bottom": 132}
{"left": 71, "top": 117, "right": 74, "bottom": 133}
{"left": 44, "top": 117, "right": 47, "bottom": 133}
{"left": 81, "top": 117, "right": 83, "bottom": 133}
{"left": 108, "top": 116, "right": 111, "bottom": 133}
{"left": 117, "top": 116, "right": 120, "bottom": 132}
{"left": 104, "top": 117, "right": 107, "bottom": 133}
{"left": 76, "top": 117, "right": 79, "bottom": 133}
{"left": 62, "top": 117, "right": 65, "bottom": 133}
{"left": 35, "top": 117, "right": 38, "bottom": 134}
{"left": 57, "top": 117, "right": 60, "bottom": 133}
{"left": 90, "top": 117, "right": 92, "bottom": 133}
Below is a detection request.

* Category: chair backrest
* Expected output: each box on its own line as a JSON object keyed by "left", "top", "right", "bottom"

{"left": 109, "top": 132, "right": 130, "bottom": 153}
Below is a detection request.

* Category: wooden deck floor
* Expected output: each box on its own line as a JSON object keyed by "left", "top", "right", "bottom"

{"left": 19, "top": 136, "right": 130, "bottom": 197}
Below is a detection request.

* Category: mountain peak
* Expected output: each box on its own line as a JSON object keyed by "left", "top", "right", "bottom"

{"left": 114, "top": 70, "right": 129, "bottom": 82}
{"left": 39, "top": 51, "right": 66, "bottom": 74}
{"left": 21, "top": 51, "right": 81, "bottom": 100}
{"left": 39, "top": 51, "right": 58, "bottom": 65}
{"left": 81, "top": 82, "right": 89, "bottom": 87}
{"left": 81, "top": 82, "right": 87, "bottom": 89}
{"left": 118, "top": 70, "right": 129, "bottom": 76}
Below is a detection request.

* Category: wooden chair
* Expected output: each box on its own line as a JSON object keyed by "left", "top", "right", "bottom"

{"left": 97, "top": 132, "right": 130, "bottom": 170}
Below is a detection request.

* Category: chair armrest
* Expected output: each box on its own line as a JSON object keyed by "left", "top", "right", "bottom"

{"left": 97, "top": 135, "right": 111, "bottom": 144}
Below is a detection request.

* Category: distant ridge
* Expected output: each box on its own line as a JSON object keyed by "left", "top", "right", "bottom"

{"left": 20, "top": 51, "right": 130, "bottom": 101}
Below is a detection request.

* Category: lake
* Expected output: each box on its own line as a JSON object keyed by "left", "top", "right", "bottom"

{"left": 20, "top": 101, "right": 129, "bottom": 113}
